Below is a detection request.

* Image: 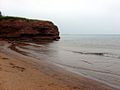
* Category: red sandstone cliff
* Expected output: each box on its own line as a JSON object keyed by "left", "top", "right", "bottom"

{"left": 0, "top": 16, "right": 60, "bottom": 41}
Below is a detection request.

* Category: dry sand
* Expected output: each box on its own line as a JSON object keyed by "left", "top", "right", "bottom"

{"left": 0, "top": 41, "right": 115, "bottom": 90}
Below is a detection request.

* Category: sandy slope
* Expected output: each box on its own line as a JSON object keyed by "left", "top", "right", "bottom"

{"left": 0, "top": 41, "right": 115, "bottom": 90}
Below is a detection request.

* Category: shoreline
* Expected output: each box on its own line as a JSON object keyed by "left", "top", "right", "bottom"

{"left": 0, "top": 41, "right": 115, "bottom": 90}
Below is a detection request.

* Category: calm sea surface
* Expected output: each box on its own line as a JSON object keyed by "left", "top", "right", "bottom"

{"left": 18, "top": 34, "right": 120, "bottom": 89}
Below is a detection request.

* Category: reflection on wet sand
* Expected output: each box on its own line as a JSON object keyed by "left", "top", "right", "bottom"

{"left": 0, "top": 41, "right": 114, "bottom": 90}
{"left": 5, "top": 40, "right": 120, "bottom": 89}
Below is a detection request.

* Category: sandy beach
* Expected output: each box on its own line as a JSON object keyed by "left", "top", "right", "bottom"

{"left": 0, "top": 41, "right": 115, "bottom": 90}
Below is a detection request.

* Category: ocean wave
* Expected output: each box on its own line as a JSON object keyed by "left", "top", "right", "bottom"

{"left": 55, "top": 63, "right": 120, "bottom": 77}
{"left": 67, "top": 50, "right": 120, "bottom": 59}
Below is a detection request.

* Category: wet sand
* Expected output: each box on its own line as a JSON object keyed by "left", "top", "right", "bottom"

{"left": 0, "top": 41, "right": 115, "bottom": 90}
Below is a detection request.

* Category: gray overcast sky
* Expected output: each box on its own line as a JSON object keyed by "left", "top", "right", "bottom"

{"left": 0, "top": 0, "right": 120, "bottom": 34}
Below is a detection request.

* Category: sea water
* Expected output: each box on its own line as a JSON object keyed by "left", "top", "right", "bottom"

{"left": 19, "top": 34, "right": 120, "bottom": 89}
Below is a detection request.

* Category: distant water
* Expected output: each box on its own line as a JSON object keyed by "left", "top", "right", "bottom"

{"left": 17, "top": 34, "right": 120, "bottom": 89}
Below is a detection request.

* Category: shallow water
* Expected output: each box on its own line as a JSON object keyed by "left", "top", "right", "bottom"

{"left": 16, "top": 34, "right": 120, "bottom": 89}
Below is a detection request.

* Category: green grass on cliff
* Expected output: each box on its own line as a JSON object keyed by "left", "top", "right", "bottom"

{"left": 0, "top": 16, "right": 28, "bottom": 20}
{"left": 0, "top": 16, "right": 53, "bottom": 24}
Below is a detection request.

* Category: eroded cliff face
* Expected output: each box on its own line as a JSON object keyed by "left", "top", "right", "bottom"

{"left": 0, "top": 16, "right": 60, "bottom": 41}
